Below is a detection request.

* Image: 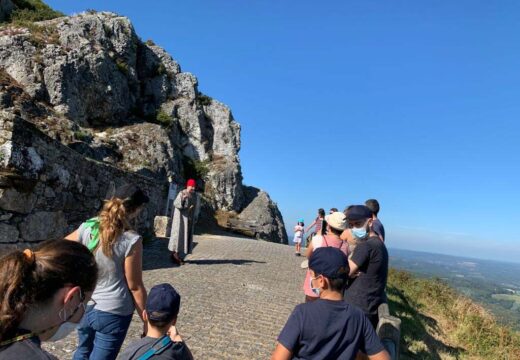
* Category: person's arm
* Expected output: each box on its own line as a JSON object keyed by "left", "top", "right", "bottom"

{"left": 271, "top": 343, "right": 293, "bottom": 360}
{"left": 65, "top": 229, "right": 79, "bottom": 241}
{"left": 349, "top": 259, "right": 360, "bottom": 276}
{"left": 368, "top": 350, "right": 390, "bottom": 360}
{"left": 305, "top": 240, "right": 314, "bottom": 258}
{"left": 305, "top": 220, "right": 316, "bottom": 233}
{"left": 349, "top": 242, "right": 370, "bottom": 276}
{"left": 124, "top": 240, "right": 147, "bottom": 330}
{"left": 173, "top": 190, "right": 187, "bottom": 210}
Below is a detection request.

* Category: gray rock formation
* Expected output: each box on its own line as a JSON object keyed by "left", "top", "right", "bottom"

{"left": 0, "top": 11, "right": 287, "bottom": 245}
{"left": 238, "top": 186, "right": 288, "bottom": 244}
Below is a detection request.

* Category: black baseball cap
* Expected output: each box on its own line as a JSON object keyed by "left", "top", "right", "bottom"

{"left": 345, "top": 205, "right": 372, "bottom": 221}
{"left": 146, "top": 283, "right": 181, "bottom": 322}
{"left": 309, "top": 247, "right": 349, "bottom": 279}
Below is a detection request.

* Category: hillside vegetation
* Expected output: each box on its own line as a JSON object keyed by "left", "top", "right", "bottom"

{"left": 2, "top": 0, "right": 63, "bottom": 23}
{"left": 388, "top": 269, "right": 520, "bottom": 359}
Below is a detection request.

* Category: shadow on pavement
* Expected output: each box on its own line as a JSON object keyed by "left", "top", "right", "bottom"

{"left": 142, "top": 238, "right": 265, "bottom": 270}
{"left": 185, "top": 259, "right": 266, "bottom": 266}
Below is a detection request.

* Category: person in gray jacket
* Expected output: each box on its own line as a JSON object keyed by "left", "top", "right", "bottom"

{"left": 168, "top": 179, "right": 200, "bottom": 265}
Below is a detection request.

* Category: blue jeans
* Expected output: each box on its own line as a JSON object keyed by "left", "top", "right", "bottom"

{"left": 73, "top": 308, "right": 133, "bottom": 360}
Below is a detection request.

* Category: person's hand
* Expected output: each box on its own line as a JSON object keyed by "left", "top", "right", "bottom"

{"left": 350, "top": 271, "right": 361, "bottom": 278}
{"left": 168, "top": 325, "right": 183, "bottom": 342}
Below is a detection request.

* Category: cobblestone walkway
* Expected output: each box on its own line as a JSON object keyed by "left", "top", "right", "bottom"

{"left": 44, "top": 234, "right": 306, "bottom": 359}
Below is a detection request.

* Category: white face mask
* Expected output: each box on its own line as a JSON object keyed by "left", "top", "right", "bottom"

{"left": 45, "top": 292, "right": 86, "bottom": 342}
{"left": 309, "top": 276, "right": 321, "bottom": 297}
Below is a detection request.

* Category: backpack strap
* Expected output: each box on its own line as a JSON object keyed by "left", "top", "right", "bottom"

{"left": 137, "top": 335, "right": 172, "bottom": 360}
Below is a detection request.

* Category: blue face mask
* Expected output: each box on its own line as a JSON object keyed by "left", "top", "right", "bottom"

{"left": 351, "top": 226, "right": 368, "bottom": 240}
{"left": 309, "top": 276, "right": 321, "bottom": 296}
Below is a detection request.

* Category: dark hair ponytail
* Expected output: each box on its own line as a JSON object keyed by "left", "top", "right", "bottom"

{"left": 0, "top": 240, "right": 98, "bottom": 342}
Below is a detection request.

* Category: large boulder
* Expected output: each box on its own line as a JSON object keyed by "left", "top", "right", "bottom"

{"left": 237, "top": 186, "right": 288, "bottom": 244}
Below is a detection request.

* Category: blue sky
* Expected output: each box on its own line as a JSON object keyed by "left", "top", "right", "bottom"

{"left": 47, "top": 1, "right": 520, "bottom": 262}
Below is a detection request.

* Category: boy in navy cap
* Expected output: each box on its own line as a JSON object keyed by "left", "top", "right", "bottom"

{"left": 120, "top": 283, "right": 193, "bottom": 360}
{"left": 271, "top": 247, "right": 389, "bottom": 360}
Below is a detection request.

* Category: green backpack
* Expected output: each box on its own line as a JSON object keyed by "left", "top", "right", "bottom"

{"left": 83, "top": 217, "right": 100, "bottom": 252}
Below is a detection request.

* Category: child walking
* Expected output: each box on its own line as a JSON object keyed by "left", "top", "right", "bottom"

{"left": 293, "top": 219, "right": 305, "bottom": 256}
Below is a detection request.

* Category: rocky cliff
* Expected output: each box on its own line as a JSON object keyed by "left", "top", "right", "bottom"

{"left": 0, "top": 7, "right": 288, "bottom": 246}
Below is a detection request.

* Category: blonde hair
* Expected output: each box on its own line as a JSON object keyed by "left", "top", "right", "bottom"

{"left": 98, "top": 198, "right": 132, "bottom": 258}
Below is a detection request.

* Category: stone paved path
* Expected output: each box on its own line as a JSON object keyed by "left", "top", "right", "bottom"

{"left": 44, "top": 234, "right": 307, "bottom": 359}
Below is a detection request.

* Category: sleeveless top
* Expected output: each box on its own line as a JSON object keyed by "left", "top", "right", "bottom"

{"left": 314, "top": 217, "right": 323, "bottom": 234}
{"left": 303, "top": 235, "right": 349, "bottom": 297}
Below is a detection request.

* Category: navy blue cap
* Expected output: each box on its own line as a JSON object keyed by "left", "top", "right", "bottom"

{"left": 309, "top": 247, "right": 349, "bottom": 279}
{"left": 146, "top": 283, "right": 181, "bottom": 322}
{"left": 345, "top": 205, "right": 372, "bottom": 221}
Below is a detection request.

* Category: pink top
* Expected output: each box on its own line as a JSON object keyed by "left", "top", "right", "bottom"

{"left": 302, "top": 235, "right": 349, "bottom": 298}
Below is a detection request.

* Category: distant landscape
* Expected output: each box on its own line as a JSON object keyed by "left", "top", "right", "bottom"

{"left": 389, "top": 248, "right": 520, "bottom": 331}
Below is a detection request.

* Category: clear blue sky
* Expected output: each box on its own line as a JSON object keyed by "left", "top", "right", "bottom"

{"left": 47, "top": 1, "right": 520, "bottom": 262}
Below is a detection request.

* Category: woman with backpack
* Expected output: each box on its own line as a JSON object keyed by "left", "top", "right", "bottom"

{"left": 0, "top": 240, "right": 98, "bottom": 359}
{"left": 66, "top": 184, "right": 149, "bottom": 360}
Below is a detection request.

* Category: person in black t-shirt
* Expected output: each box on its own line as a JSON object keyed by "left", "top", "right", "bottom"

{"left": 365, "top": 199, "right": 385, "bottom": 242}
{"left": 344, "top": 205, "right": 389, "bottom": 329}
{"left": 120, "top": 283, "right": 193, "bottom": 360}
{"left": 271, "top": 247, "right": 389, "bottom": 360}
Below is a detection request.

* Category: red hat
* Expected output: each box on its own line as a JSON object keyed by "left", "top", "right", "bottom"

{"left": 186, "top": 179, "right": 196, "bottom": 187}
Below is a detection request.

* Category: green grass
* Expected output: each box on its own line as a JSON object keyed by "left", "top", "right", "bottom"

{"left": 182, "top": 156, "right": 210, "bottom": 181}
{"left": 492, "top": 293, "right": 520, "bottom": 303}
{"left": 155, "top": 63, "right": 166, "bottom": 76}
{"left": 7, "top": 0, "right": 63, "bottom": 23}
{"left": 115, "top": 59, "right": 129, "bottom": 75}
{"left": 155, "top": 110, "right": 174, "bottom": 127}
{"left": 197, "top": 93, "right": 212, "bottom": 106}
{"left": 388, "top": 269, "right": 520, "bottom": 359}
{"left": 73, "top": 130, "right": 92, "bottom": 142}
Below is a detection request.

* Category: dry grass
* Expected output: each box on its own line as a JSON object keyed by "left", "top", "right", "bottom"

{"left": 388, "top": 269, "right": 520, "bottom": 359}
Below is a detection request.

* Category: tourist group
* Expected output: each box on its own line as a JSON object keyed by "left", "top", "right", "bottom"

{"left": 0, "top": 176, "right": 391, "bottom": 360}
{"left": 272, "top": 201, "right": 390, "bottom": 359}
